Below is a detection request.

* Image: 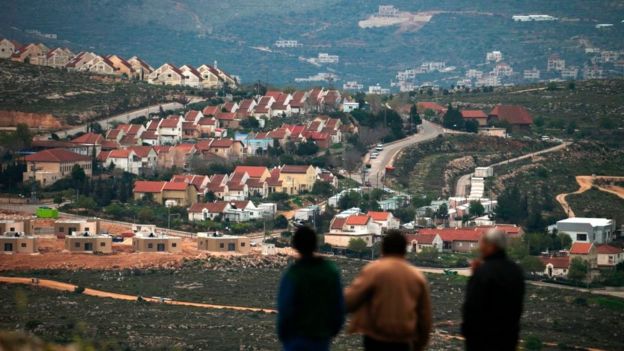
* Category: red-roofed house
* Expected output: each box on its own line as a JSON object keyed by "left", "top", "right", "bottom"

{"left": 148, "top": 63, "right": 184, "bottom": 86}
{"left": 367, "top": 211, "right": 400, "bottom": 231}
{"left": 71, "top": 132, "right": 104, "bottom": 155}
{"left": 100, "top": 149, "right": 140, "bottom": 174}
{"left": 489, "top": 105, "right": 533, "bottom": 130}
{"left": 11, "top": 43, "right": 48, "bottom": 65}
{"left": 133, "top": 181, "right": 166, "bottom": 203}
{"left": 278, "top": 165, "right": 317, "bottom": 194}
{"left": 197, "top": 64, "right": 223, "bottom": 89}
{"left": 215, "top": 112, "right": 239, "bottom": 129}
{"left": 570, "top": 242, "right": 598, "bottom": 269}
{"left": 596, "top": 245, "right": 624, "bottom": 267}
{"left": 418, "top": 228, "right": 487, "bottom": 253}
{"left": 127, "top": 56, "right": 154, "bottom": 80}
{"left": 158, "top": 116, "right": 182, "bottom": 144}
{"left": 405, "top": 233, "right": 443, "bottom": 253}
{"left": 0, "top": 38, "right": 22, "bottom": 59}
{"left": 540, "top": 256, "right": 570, "bottom": 278}
{"left": 45, "top": 47, "right": 74, "bottom": 68}
{"left": 233, "top": 166, "right": 271, "bottom": 181}
{"left": 188, "top": 202, "right": 231, "bottom": 221}
{"left": 106, "top": 55, "right": 135, "bottom": 78}
{"left": 23, "top": 149, "right": 92, "bottom": 185}
{"left": 133, "top": 180, "right": 197, "bottom": 207}
{"left": 417, "top": 102, "right": 446, "bottom": 116}
{"left": 179, "top": 65, "right": 203, "bottom": 88}
{"left": 460, "top": 110, "right": 488, "bottom": 126}
{"left": 326, "top": 214, "right": 381, "bottom": 247}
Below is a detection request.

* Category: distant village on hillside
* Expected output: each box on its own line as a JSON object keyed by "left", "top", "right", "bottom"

{"left": 0, "top": 38, "right": 238, "bottom": 89}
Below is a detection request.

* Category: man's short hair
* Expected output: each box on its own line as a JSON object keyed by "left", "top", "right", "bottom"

{"left": 382, "top": 230, "right": 407, "bottom": 256}
{"left": 292, "top": 226, "right": 317, "bottom": 256}
{"left": 483, "top": 229, "right": 508, "bottom": 250}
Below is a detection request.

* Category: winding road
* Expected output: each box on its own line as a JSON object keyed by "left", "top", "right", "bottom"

{"left": 361, "top": 120, "right": 445, "bottom": 188}
{"left": 48, "top": 98, "right": 203, "bottom": 139}
{"left": 556, "top": 175, "right": 624, "bottom": 217}
{"left": 454, "top": 141, "right": 572, "bottom": 197}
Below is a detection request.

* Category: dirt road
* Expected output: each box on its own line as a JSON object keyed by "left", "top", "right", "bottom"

{"left": 556, "top": 175, "right": 624, "bottom": 218}
{"left": 0, "top": 276, "right": 275, "bottom": 313}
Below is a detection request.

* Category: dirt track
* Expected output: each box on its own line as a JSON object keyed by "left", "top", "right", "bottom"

{"left": 556, "top": 176, "right": 624, "bottom": 217}
{"left": 0, "top": 276, "right": 275, "bottom": 313}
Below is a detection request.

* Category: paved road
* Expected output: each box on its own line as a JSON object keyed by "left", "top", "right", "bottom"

{"left": 361, "top": 120, "right": 445, "bottom": 188}
{"left": 49, "top": 98, "right": 202, "bottom": 139}
{"left": 454, "top": 141, "right": 572, "bottom": 197}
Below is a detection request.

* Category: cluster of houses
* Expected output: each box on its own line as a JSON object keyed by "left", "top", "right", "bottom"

{"left": 23, "top": 94, "right": 354, "bottom": 183}
{"left": 0, "top": 219, "right": 251, "bottom": 254}
{"left": 0, "top": 38, "right": 237, "bottom": 88}
{"left": 131, "top": 164, "right": 336, "bottom": 210}
{"left": 416, "top": 101, "right": 533, "bottom": 133}
{"left": 541, "top": 217, "right": 621, "bottom": 279}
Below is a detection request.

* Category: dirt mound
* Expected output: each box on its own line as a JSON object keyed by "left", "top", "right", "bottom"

{"left": 0, "top": 110, "right": 63, "bottom": 130}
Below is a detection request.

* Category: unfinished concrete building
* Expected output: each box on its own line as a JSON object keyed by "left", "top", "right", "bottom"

{"left": 132, "top": 232, "right": 181, "bottom": 253}
{"left": 64, "top": 231, "right": 112, "bottom": 253}
{"left": 197, "top": 232, "right": 250, "bottom": 253}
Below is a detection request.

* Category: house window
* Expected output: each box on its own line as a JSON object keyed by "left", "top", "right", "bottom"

{"left": 100, "top": 242, "right": 105, "bottom": 247}
{"left": 59, "top": 227, "right": 64, "bottom": 233}
{"left": 172, "top": 243, "right": 177, "bottom": 247}
{"left": 21, "top": 243, "right": 27, "bottom": 248}
{"left": 9, "top": 227, "right": 15, "bottom": 231}
{"left": 241, "top": 242, "right": 245, "bottom": 247}
{"left": 577, "top": 233, "right": 588, "bottom": 241}
{"left": 220, "top": 243, "right": 225, "bottom": 248}
{"left": 148, "top": 243, "right": 153, "bottom": 249}
{"left": 75, "top": 242, "right": 80, "bottom": 248}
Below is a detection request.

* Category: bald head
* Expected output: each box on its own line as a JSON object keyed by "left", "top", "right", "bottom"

{"left": 479, "top": 229, "right": 507, "bottom": 258}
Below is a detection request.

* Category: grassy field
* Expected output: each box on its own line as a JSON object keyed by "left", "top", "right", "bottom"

{"left": 0, "top": 60, "right": 194, "bottom": 124}
{"left": 1, "top": 257, "right": 623, "bottom": 350}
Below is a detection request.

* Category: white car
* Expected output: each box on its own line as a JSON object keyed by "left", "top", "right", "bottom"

{"left": 375, "top": 146, "right": 383, "bottom": 151}
{"left": 370, "top": 154, "right": 377, "bottom": 159}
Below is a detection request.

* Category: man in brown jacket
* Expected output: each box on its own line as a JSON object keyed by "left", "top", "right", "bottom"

{"left": 345, "top": 230, "right": 432, "bottom": 351}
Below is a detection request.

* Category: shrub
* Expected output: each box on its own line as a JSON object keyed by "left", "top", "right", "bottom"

{"left": 74, "top": 286, "right": 85, "bottom": 294}
{"left": 524, "top": 335, "right": 543, "bottom": 350}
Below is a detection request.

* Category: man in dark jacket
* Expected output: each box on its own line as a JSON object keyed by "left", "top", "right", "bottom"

{"left": 277, "top": 226, "right": 344, "bottom": 351}
{"left": 462, "top": 229, "right": 525, "bottom": 351}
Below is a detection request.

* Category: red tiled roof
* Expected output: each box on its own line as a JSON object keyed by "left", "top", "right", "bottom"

{"left": 540, "top": 256, "right": 570, "bottom": 269}
{"left": 417, "top": 102, "right": 446, "bottom": 112}
{"left": 419, "top": 228, "right": 486, "bottom": 242}
{"left": 71, "top": 132, "right": 103, "bottom": 145}
{"left": 210, "top": 139, "right": 234, "bottom": 148}
{"left": 461, "top": 110, "right": 487, "bottom": 119}
{"left": 184, "top": 110, "right": 201, "bottom": 122}
{"left": 101, "top": 140, "right": 119, "bottom": 150}
{"left": 127, "top": 146, "right": 154, "bottom": 158}
{"left": 24, "top": 148, "right": 90, "bottom": 163}
{"left": 368, "top": 211, "right": 391, "bottom": 221}
{"left": 108, "top": 149, "right": 131, "bottom": 158}
{"left": 202, "top": 106, "right": 220, "bottom": 116}
{"left": 406, "top": 234, "right": 438, "bottom": 245}
{"left": 163, "top": 181, "right": 190, "bottom": 191}
{"left": 119, "top": 135, "right": 138, "bottom": 146}
{"left": 229, "top": 200, "right": 251, "bottom": 209}
{"left": 331, "top": 217, "right": 347, "bottom": 230}
{"left": 234, "top": 166, "right": 268, "bottom": 178}
{"left": 97, "top": 150, "right": 110, "bottom": 162}
{"left": 570, "top": 242, "right": 593, "bottom": 255}
{"left": 140, "top": 130, "right": 158, "bottom": 140}
{"left": 246, "top": 178, "right": 265, "bottom": 188}
{"left": 198, "top": 117, "right": 217, "bottom": 126}
{"left": 281, "top": 165, "right": 312, "bottom": 174}
{"left": 345, "top": 215, "right": 370, "bottom": 226}
{"left": 188, "top": 202, "right": 229, "bottom": 213}
{"left": 159, "top": 117, "right": 180, "bottom": 129}
{"left": 216, "top": 112, "right": 236, "bottom": 120}
{"left": 489, "top": 105, "right": 533, "bottom": 125}
{"left": 134, "top": 181, "right": 166, "bottom": 193}
{"left": 265, "top": 91, "right": 283, "bottom": 99}
{"left": 596, "top": 245, "right": 624, "bottom": 255}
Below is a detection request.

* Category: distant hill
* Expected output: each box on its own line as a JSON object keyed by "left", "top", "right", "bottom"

{"left": 2, "top": 0, "right": 624, "bottom": 86}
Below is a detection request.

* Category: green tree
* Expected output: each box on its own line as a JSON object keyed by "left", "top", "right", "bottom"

{"left": 311, "top": 181, "right": 334, "bottom": 197}
{"left": 520, "top": 256, "right": 545, "bottom": 275}
{"left": 204, "top": 191, "right": 216, "bottom": 202}
{"left": 274, "top": 215, "right": 288, "bottom": 229}
{"left": 75, "top": 196, "right": 97, "bottom": 210}
{"left": 348, "top": 238, "right": 368, "bottom": 256}
{"left": 464, "top": 120, "right": 479, "bottom": 133}
{"left": 138, "top": 207, "right": 154, "bottom": 222}
{"left": 15, "top": 123, "right": 32, "bottom": 148}
{"left": 558, "top": 233, "right": 572, "bottom": 249}
{"left": 442, "top": 105, "right": 464, "bottom": 130}
{"left": 468, "top": 201, "right": 485, "bottom": 217}
{"left": 568, "top": 257, "right": 589, "bottom": 282}
{"left": 507, "top": 238, "right": 529, "bottom": 261}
